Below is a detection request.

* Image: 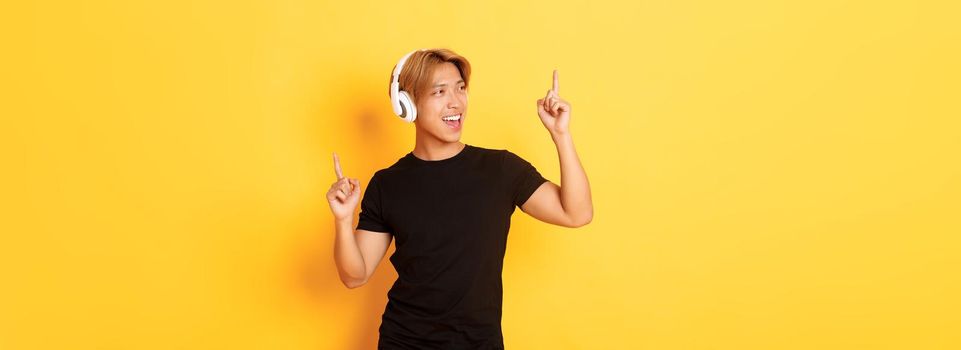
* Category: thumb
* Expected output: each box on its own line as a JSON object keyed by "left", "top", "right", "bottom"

{"left": 349, "top": 179, "right": 361, "bottom": 197}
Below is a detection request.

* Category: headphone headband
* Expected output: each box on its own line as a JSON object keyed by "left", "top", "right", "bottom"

{"left": 392, "top": 50, "right": 417, "bottom": 82}
{"left": 390, "top": 49, "right": 426, "bottom": 122}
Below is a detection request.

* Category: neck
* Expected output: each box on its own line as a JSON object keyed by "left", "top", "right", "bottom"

{"left": 412, "top": 132, "right": 465, "bottom": 161}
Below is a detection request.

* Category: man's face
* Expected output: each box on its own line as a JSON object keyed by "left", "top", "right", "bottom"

{"left": 414, "top": 62, "right": 467, "bottom": 142}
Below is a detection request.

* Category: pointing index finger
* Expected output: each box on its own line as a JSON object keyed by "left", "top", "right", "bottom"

{"left": 552, "top": 69, "right": 559, "bottom": 93}
{"left": 333, "top": 152, "right": 344, "bottom": 180}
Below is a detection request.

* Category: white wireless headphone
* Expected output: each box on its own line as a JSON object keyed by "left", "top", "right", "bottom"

{"left": 390, "top": 49, "right": 426, "bottom": 123}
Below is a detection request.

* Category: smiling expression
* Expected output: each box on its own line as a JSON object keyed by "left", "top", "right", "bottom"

{"left": 414, "top": 62, "right": 468, "bottom": 142}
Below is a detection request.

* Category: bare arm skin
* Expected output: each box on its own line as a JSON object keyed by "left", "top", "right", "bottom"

{"left": 327, "top": 153, "right": 393, "bottom": 289}
{"left": 522, "top": 70, "right": 594, "bottom": 228}
{"left": 521, "top": 133, "right": 593, "bottom": 227}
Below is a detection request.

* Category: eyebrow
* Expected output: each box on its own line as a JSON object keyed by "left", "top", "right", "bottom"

{"left": 433, "top": 80, "right": 465, "bottom": 88}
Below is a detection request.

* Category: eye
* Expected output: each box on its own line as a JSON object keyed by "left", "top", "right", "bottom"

{"left": 434, "top": 89, "right": 444, "bottom": 96}
{"left": 459, "top": 85, "right": 466, "bottom": 91}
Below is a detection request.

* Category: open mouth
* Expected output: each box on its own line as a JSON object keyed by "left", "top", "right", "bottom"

{"left": 442, "top": 114, "right": 462, "bottom": 130}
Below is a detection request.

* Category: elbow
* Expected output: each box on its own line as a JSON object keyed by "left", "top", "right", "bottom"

{"left": 342, "top": 277, "right": 368, "bottom": 289}
{"left": 344, "top": 281, "right": 365, "bottom": 289}
{"left": 568, "top": 211, "right": 593, "bottom": 228}
{"left": 340, "top": 273, "right": 369, "bottom": 289}
{"left": 573, "top": 216, "right": 592, "bottom": 228}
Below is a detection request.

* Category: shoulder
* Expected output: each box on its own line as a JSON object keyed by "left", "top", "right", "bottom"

{"left": 468, "top": 144, "right": 515, "bottom": 161}
{"left": 363, "top": 160, "right": 402, "bottom": 188}
{"left": 468, "top": 145, "right": 536, "bottom": 173}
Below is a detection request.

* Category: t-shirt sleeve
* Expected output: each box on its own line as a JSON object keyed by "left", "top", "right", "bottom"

{"left": 355, "top": 172, "right": 391, "bottom": 233}
{"left": 502, "top": 150, "right": 549, "bottom": 207}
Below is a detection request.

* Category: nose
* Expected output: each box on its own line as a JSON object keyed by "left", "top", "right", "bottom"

{"left": 446, "top": 92, "right": 464, "bottom": 110}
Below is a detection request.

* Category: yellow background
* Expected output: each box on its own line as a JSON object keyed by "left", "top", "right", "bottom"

{"left": 2, "top": 0, "right": 959, "bottom": 349}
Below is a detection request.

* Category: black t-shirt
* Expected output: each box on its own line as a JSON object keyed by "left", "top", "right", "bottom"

{"left": 356, "top": 143, "right": 548, "bottom": 349}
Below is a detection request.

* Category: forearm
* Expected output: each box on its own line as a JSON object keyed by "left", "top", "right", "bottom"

{"left": 333, "top": 217, "right": 367, "bottom": 286}
{"left": 551, "top": 132, "right": 593, "bottom": 225}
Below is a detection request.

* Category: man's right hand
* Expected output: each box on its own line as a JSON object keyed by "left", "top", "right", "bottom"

{"left": 326, "top": 152, "right": 361, "bottom": 221}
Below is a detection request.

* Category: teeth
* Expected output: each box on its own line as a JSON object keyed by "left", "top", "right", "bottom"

{"left": 442, "top": 114, "right": 461, "bottom": 121}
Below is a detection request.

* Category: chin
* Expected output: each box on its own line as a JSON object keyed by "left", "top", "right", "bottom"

{"left": 440, "top": 134, "right": 461, "bottom": 143}
{"left": 416, "top": 120, "right": 464, "bottom": 142}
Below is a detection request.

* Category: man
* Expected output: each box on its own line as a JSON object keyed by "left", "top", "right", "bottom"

{"left": 327, "top": 48, "right": 593, "bottom": 349}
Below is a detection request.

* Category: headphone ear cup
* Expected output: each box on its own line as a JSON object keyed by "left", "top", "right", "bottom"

{"left": 397, "top": 91, "right": 417, "bottom": 123}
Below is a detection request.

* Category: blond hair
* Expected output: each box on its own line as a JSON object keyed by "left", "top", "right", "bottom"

{"left": 388, "top": 48, "right": 471, "bottom": 105}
